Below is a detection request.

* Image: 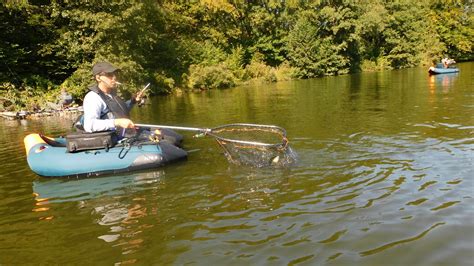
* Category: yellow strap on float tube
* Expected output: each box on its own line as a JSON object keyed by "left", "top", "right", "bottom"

{"left": 24, "top": 134, "right": 47, "bottom": 156}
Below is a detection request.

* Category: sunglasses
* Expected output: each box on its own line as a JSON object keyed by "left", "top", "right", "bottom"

{"left": 100, "top": 72, "right": 118, "bottom": 78}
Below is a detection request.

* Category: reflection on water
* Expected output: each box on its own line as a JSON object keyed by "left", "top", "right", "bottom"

{"left": 33, "top": 171, "right": 165, "bottom": 204}
{"left": 0, "top": 63, "right": 473, "bottom": 264}
{"left": 428, "top": 73, "right": 459, "bottom": 93}
{"left": 31, "top": 171, "right": 166, "bottom": 258}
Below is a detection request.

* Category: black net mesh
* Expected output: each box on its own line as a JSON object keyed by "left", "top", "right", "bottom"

{"left": 207, "top": 124, "right": 297, "bottom": 167}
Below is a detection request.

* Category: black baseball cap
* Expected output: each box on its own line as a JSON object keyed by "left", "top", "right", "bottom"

{"left": 92, "top": 62, "right": 119, "bottom": 76}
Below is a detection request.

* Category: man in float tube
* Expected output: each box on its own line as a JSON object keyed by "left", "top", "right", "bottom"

{"left": 78, "top": 61, "right": 183, "bottom": 145}
{"left": 80, "top": 62, "right": 143, "bottom": 133}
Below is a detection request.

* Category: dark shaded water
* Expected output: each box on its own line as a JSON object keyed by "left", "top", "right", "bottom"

{"left": 1, "top": 63, "right": 473, "bottom": 265}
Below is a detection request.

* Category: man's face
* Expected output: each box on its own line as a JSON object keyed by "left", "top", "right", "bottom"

{"left": 96, "top": 72, "right": 119, "bottom": 90}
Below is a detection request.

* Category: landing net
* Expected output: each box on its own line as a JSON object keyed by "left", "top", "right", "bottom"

{"left": 206, "top": 124, "right": 297, "bottom": 167}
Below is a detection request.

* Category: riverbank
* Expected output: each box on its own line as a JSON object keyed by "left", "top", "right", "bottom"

{"left": 0, "top": 106, "right": 82, "bottom": 120}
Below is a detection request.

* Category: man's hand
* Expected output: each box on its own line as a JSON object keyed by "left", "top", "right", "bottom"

{"left": 135, "top": 91, "right": 147, "bottom": 106}
{"left": 114, "top": 118, "right": 135, "bottom": 129}
{"left": 134, "top": 83, "right": 150, "bottom": 105}
{"left": 135, "top": 90, "right": 145, "bottom": 102}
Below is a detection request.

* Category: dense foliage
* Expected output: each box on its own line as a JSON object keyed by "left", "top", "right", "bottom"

{"left": 1, "top": 0, "right": 472, "bottom": 111}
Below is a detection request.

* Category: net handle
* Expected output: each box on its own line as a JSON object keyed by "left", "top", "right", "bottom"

{"left": 135, "top": 123, "right": 211, "bottom": 133}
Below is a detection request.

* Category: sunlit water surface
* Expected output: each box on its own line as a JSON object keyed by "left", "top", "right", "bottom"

{"left": 0, "top": 63, "right": 473, "bottom": 265}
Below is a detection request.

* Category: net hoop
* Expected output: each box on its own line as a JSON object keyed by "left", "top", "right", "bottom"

{"left": 202, "top": 123, "right": 295, "bottom": 167}
{"left": 206, "top": 123, "right": 289, "bottom": 149}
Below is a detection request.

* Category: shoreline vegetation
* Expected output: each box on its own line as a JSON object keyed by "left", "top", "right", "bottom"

{"left": 0, "top": 106, "right": 82, "bottom": 120}
{"left": 1, "top": 1, "right": 473, "bottom": 114}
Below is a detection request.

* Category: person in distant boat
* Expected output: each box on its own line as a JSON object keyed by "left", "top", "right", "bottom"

{"left": 441, "top": 57, "right": 456, "bottom": 68}
{"left": 59, "top": 88, "right": 73, "bottom": 109}
{"left": 441, "top": 58, "right": 448, "bottom": 68}
{"left": 80, "top": 62, "right": 145, "bottom": 133}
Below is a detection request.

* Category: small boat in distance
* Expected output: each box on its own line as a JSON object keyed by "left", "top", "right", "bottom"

{"left": 429, "top": 58, "right": 459, "bottom": 75}
{"left": 429, "top": 64, "right": 459, "bottom": 75}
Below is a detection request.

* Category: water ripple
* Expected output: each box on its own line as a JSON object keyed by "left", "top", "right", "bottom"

{"left": 359, "top": 222, "right": 445, "bottom": 257}
{"left": 168, "top": 129, "right": 473, "bottom": 264}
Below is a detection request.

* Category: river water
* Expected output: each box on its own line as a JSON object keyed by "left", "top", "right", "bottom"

{"left": 1, "top": 63, "right": 473, "bottom": 265}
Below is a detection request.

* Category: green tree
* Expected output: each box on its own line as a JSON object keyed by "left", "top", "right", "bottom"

{"left": 0, "top": 3, "right": 70, "bottom": 85}
{"left": 429, "top": 1, "right": 474, "bottom": 61}
{"left": 382, "top": 1, "right": 432, "bottom": 68}
{"left": 287, "top": 4, "right": 359, "bottom": 78}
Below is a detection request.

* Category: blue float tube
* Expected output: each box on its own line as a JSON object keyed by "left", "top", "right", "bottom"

{"left": 24, "top": 133, "right": 187, "bottom": 177}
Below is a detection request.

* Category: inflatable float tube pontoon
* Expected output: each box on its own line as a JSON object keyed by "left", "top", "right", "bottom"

{"left": 428, "top": 64, "right": 459, "bottom": 75}
{"left": 24, "top": 132, "right": 187, "bottom": 178}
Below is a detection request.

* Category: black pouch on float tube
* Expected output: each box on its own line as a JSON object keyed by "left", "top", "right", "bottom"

{"left": 66, "top": 131, "right": 118, "bottom": 153}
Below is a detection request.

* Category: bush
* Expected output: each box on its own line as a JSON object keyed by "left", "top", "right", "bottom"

{"left": 224, "top": 46, "right": 246, "bottom": 80}
{"left": 153, "top": 72, "right": 175, "bottom": 93}
{"left": 0, "top": 76, "right": 59, "bottom": 111}
{"left": 186, "top": 63, "right": 236, "bottom": 89}
{"left": 60, "top": 65, "right": 94, "bottom": 101}
{"left": 242, "top": 55, "right": 297, "bottom": 83}
{"left": 244, "top": 53, "right": 276, "bottom": 82}
{"left": 274, "top": 61, "right": 296, "bottom": 81}
{"left": 360, "top": 57, "right": 392, "bottom": 72}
